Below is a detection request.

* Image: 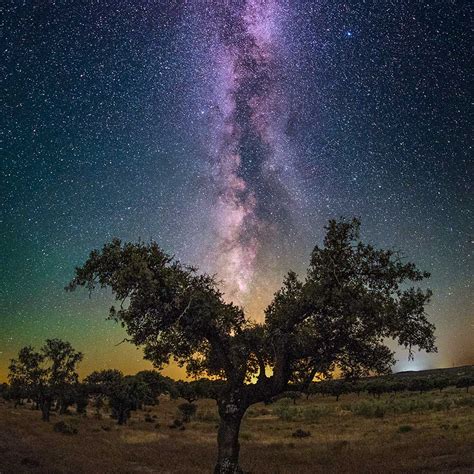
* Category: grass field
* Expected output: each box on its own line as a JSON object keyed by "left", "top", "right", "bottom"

{"left": 1, "top": 389, "right": 473, "bottom": 473}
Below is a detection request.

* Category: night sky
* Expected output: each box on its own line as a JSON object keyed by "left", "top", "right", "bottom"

{"left": 1, "top": 0, "right": 472, "bottom": 380}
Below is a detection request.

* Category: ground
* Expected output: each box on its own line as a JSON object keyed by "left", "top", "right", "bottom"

{"left": 0, "top": 389, "right": 473, "bottom": 473}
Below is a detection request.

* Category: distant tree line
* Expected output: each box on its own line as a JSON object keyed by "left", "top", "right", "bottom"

{"left": 2, "top": 339, "right": 473, "bottom": 425}
{"left": 2, "top": 340, "right": 226, "bottom": 425}
{"left": 303, "top": 373, "right": 474, "bottom": 401}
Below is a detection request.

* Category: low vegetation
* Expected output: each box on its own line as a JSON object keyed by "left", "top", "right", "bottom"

{"left": 0, "top": 383, "right": 472, "bottom": 473}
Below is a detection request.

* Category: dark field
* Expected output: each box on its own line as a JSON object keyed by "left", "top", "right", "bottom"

{"left": 1, "top": 388, "right": 473, "bottom": 473}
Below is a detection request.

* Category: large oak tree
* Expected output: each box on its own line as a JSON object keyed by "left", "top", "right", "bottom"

{"left": 67, "top": 218, "right": 436, "bottom": 473}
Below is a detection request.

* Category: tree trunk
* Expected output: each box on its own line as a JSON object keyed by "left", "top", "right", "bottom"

{"left": 215, "top": 414, "right": 243, "bottom": 474}
{"left": 40, "top": 399, "right": 51, "bottom": 422}
{"left": 214, "top": 394, "right": 247, "bottom": 474}
{"left": 59, "top": 398, "right": 68, "bottom": 415}
{"left": 117, "top": 408, "right": 128, "bottom": 425}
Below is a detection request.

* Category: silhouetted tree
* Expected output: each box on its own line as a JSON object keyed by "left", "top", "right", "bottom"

{"left": 456, "top": 376, "right": 473, "bottom": 393}
{"left": 408, "top": 378, "right": 433, "bottom": 394}
{"left": 84, "top": 370, "right": 149, "bottom": 424}
{"left": 8, "top": 346, "right": 45, "bottom": 410}
{"left": 0, "top": 383, "right": 8, "bottom": 400}
{"left": 8, "top": 340, "right": 82, "bottom": 421}
{"left": 178, "top": 402, "right": 197, "bottom": 422}
{"left": 42, "top": 339, "right": 83, "bottom": 414}
{"left": 175, "top": 379, "right": 220, "bottom": 404}
{"left": 135, "top": 370, "right": 176, "bottom": 405}
{"left": 109, "top": 376, "right": 149, "bottom": 425}
{"left": 431, "top": 377, "right": 450, "bottom": 393}
{"left": 68, "top": 218, "right": 436, "bottom": 473}
{"left": 75, "top": 383, "right": 89, "bottom": 414}
{"left": 366, "top": 380, "right": 387, "bottom": 398}
{"left": 327, "top": 380, "right": 348, "bottom": 401}
{"left": 277, "top": 390, "right": 303, "bottom": 404}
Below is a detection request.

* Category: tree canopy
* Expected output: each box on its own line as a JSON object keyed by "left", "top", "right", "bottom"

{"left": 8, "top": 339, "right": 83, "bottom": 421}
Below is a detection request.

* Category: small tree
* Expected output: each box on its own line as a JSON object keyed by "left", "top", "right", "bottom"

{"left": 456, "top": 376, "right": 473, "bottom": 393}
{"left": 431, "top": 377, "right": 450, "bottom": 393}
{"left": 408, "top": 378, "right": 433, "bottom": 395}
{"left": 8, "top": 340, "right": 83, "bottom": 421}
{"left": 68, "top": 218, "right": 436, "bottom": 473}
{"left": 85, "top": 369, "right": 122, "bottom": 417}
{"left": 84, "top": 370, "right": 149, "bottom": 424}
{"left": 109, "top": 376, "right": 149, "bottom": 425}
{"left": 277, "top": 390, "right": 302, "bottom": 405}
{"left": 73, "top": 383, "right": 89, "bottom": 414}
{"left": 365, "top": 380, "right": 387, "bottom": 398}
{"left": 175, "top": 379, "right": 218, "bottom": 404}
{"left": 178, "top": 402, "right": 197, "bottom": 422}
{"left": 135, "top": 370, "right": 176, "bottom": 406}
{"left": 327, "top": 380, "right": 348, "bottom": 402}
{"left": 42, "top": 339, "right": 84, "bottom": 414}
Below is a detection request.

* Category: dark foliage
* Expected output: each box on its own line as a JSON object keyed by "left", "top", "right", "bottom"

{"left": 178, "top": 402, "right": 197, "bottom": 422}
{"left": 8, "top": 340, "right": 83, "bottom": 421}
{"left": 84, "top": 370, "right": 150, "bottom": 425}
{"left": 53, "top": 420, "right": 78, "bottom": 435}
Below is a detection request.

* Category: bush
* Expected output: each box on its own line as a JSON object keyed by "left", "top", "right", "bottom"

{"left": 178, "top": 402, "right": 197, "bottom": 422}
{"left": 456, "top": 395, "right": 474, "bottom": 408}
{"left": 398, "top": 425, "right": 413, "bottom": 433}
{"left": 292, "top": 429, "right": 311, "bottom": 438}
{"left": 351, "top": 400, "right": 386, "bottom": 418}
{"left": 302, "top": 405, "right": 330, "bottom": 422}
{"left": 169, "top": 418, "right": 183, "bottom": 429}
{"left": 53, "top": 420, "right": 78, "bottom": 435}
{"left": 274, "top": 405, "right": 299, "bottom": 421}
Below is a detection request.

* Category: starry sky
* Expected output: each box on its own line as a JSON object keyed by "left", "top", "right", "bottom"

{"left": 1, "top": 0, "right": 472, "bottom": 381}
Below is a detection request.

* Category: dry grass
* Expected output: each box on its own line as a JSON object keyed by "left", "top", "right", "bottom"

{"left": 0, "top": 389, "right": 473, "bottom": 473}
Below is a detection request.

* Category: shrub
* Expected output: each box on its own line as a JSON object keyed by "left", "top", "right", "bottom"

{"left": 53, "top": 420, "right": 78, "bottom": 435}
{"left": 21, "top": 458, "right": 40, "bottom": 467}
{"left": 302, "top": 405, "right": 331, "bottom": 422}
{"left": 274, "top": 405, "right": 298, "bottom": 421}
{"left": 351, "top": 400, "right": 386, "bottom": 418}
{"left": 178, "top": 402, "right": 197, "bottom": 422}
{"left": 292, "top": 429, "right": 311, "bottom": 438}
{"left": 169, "top": 418, "right": 183, "bottom": 429}
{"left": 398, "top": 425, "right": 413, "bottom": 433}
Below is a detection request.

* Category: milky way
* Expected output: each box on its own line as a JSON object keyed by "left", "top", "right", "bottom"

{"left": 191, "top": 1, "right": 302, "bottom": 302}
